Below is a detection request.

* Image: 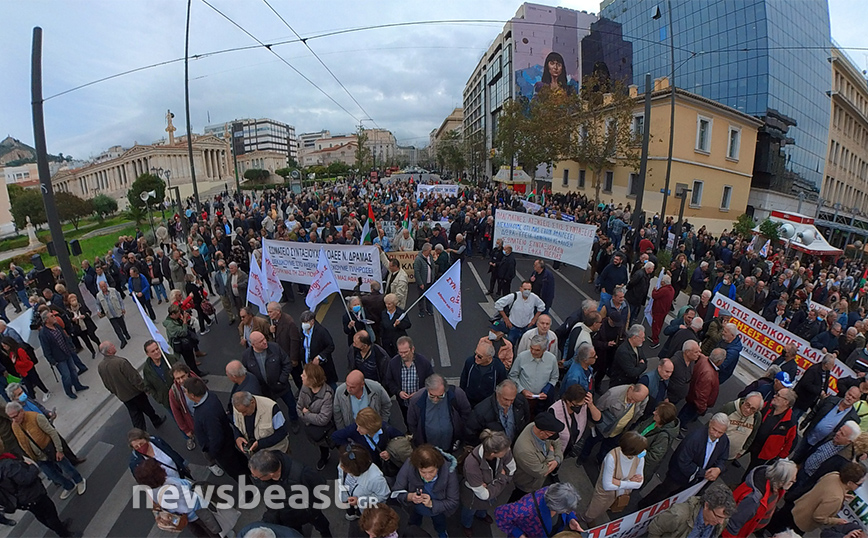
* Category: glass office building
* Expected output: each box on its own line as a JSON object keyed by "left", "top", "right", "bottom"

{"left": 600, "top": 0, "right": 831, "bottom": 194}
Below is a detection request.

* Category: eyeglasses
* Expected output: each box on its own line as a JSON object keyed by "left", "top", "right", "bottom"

{"left": 429, "top": 393, "right": 445, "bottom": 400}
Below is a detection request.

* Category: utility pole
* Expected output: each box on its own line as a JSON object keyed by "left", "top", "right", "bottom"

{"left": 632, "top": 73, "right": 653, "bottom": 232}
{"left": 31, "top": 27, "right": 81, "bottom": 301}
{"left": 657, "top": 0, "right": 677, "bottom": 249}
{"left": 184, "top": 0, "right": 200, "bottom": 214}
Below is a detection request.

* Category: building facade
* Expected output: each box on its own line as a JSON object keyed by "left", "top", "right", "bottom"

{"left": 600, "top": 0, "right": 832, "bottom": 199}
{"left": 299, "top": 135, "right": 358, "bottom": 167}
{"left": 204, "top": 118, "right": 296, "bottom": 162}
{"left": 430, "top": 108, "right": 464, "bottom": 161}
{"left": 552, "top": 81, "right": 762, "bottom": 235}
{"left": 363, "top": 129, "right": 397, "bottom": 167}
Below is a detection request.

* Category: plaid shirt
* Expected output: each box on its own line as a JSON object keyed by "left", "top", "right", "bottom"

{"left": 804, "top": 439, "right": 842, "bottom": 477}
{"left": 400, "top": 361, "right": 417, "bottom": 396}
{"left": 45, "top": 326, "right": 75, "bottom": 356}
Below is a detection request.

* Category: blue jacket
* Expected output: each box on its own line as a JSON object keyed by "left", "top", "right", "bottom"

{"left": 331, "top": 423, "right": 404, "bottom": 466}
{"left": 712, "top": 281, "right": 737, "bottom": 300}
{"left": 128, "top": 435, "right": 190, "bottom": 478}
{"left": 127, "top": 274, "right": 152, "bottom": 301}
{"left": 811, "top": 330, "right": 839, "bottom": 354}
{"left": 562, "top": 361, "right": 593, "bottom": 395}
{"left": 666, "top": 425, "right": 729, "bottom": 485}
{"left": 37, "top": 326, "right": 77, "bottom": 366}
{"left": 531, "top": 268, "right": 555, "bottom": 308}
{"left": 717, "top": 335, "right": 743, "bottom": 383}
{"left": 459, "top": 356, "right": 507, "bottom": 407}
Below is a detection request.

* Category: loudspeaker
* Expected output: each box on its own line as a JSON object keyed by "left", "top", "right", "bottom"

{"left": 35, "top": 269, "right": 53, "bottom": 291}
{"left": 31, "top": 254, "right": 45, "bottom": 272}
{"left": 46, "top": 241, "right": 55, "bottom": 257}
{"left": 70, "top": 239, "right": 82, "bottom": 256}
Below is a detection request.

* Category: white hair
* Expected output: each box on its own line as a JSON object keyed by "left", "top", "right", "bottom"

{"left": 843, "top": 420, "right": 862, "bottom": 441}
{"left": 709, "top": 412, "right": 729, "bottom": 428}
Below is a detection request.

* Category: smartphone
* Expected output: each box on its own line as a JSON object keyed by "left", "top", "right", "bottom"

{"left": 415, "top": 488, "right": 423, "bottom": 496}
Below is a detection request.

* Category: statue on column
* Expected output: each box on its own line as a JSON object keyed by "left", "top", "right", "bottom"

{"left": 166, "top": 110, "right": 176, "bottom": 145}
{"left": 25, "top": 216, "right": 40, "bottom": 247}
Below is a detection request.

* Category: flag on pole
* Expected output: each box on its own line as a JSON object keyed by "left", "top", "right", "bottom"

{"left": 644, "top": 265, "right": 662, "bottom": 326}
{"left": 402, "top": 205, "right": 410, "bottom": 230}
{"left": 422, "top": 261, "right": 462, "bottom": 329}
{"left": 306, "top": 248, "right": 342, "bottom": 310}
{"left": 759, "top": 239, "right": 771, "bottom": 258}
{"left": 261, "top": 239, "right": 283, "bottom": 303}
{"left": 132, "top": 295, "right": 172, "bottom": 354}
{"left": 247, "top": 254, "right": 268, "bottom": 312}
{"left": 360, "top": 203, "right": 376, "bottom": 245}
{"left": 7, "top": 307, "right": 36, "bottom": 349}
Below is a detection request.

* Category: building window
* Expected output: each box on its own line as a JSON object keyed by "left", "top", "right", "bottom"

{"left": 632, "top": 114, "right": 645, "bottom": 138}
{"left": 690, "top": 180, "right": 704, "bottom": 207}
{"left": 578, "top": 169, "right": 586, "bottom": 189}
{"left": 628, "top": 173, "right": 640, "bottom": 197}
{"left": 562, "top": 169, "right": 569, "bottom": 187}
{"left": 720, "top": 185, "right": 732, "bottom": 210}
{"left": 727, "top": 127, "right": 741, "bottom": 160}
{"left": 603, "top": 171, "right": 614, "bottom": 193}
{"left": 695, "top": 116, "right": 712, "bottom": 153}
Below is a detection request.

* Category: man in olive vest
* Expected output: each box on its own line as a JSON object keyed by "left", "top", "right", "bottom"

{"left": 230, "top": 391, "right": 290, "bottom": 456}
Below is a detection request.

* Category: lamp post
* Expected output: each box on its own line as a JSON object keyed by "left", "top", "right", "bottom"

{"left": 653, "top": 0, "right": 677, "bottom": 250}
{"left": 672, "top": 184, "right": 691, "bottom": 254}
{"left": 141, "top": 190, "right": 157, "bottom": 236}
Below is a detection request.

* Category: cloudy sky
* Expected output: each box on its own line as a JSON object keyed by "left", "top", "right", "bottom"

{"left": 2, "top": 0, "right": 865, "bottom": 161}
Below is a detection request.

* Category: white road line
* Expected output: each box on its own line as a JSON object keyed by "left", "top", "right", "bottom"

{"left": 515, "top": 270, "right": 563, "bottom": 326}
{"left": 81, "top": 472, "right": 137, "bottom": 537}
{"left": 467, "top": 262, "right": 494, "bottom": 304}
{"left": 432, "top": 310, "right": 451, "bottom": 368}
{"left": 553, "top": 268, "right": 593, "bottom": 301}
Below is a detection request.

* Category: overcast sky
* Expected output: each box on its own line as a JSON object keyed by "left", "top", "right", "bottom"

{"left": 1, "top": 0, "right": 865, "bottom": 161}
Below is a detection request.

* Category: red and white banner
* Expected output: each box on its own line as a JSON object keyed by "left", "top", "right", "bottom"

{"left": 493, "top": 209, "right": 597, "bottom": 269}
{"left": 305, "top": 248, "right": 342, "bottom": 311}
{"left": 584, "top": 481, "right": 706, "bottom": 538}
{"left": 422, "top": 260, "right": 462, "bottom": 329}
{"left": 246, "top": 254, "right": 268, "bottom": 312}
{"left": 262, "top": 240, "right": 380, "bottom": 292}
{"left": 261, "top": 238, "right": 284, "bottom": 303}
{"left": 712, "top": 293, "right": 854, "bottom": 391}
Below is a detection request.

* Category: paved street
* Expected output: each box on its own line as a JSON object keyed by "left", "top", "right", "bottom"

{"left": 0, "top": 254, "right": 759, "bottom": 538}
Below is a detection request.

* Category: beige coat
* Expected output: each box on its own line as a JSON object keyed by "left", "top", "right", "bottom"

{"left": 511, "top": 423, "right": 563, "bottom": 493}
{"left": 792, "top": 471, "right": 849, "bottom": 532}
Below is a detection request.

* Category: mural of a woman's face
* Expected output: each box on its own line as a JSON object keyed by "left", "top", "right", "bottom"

{"left": 547, "top": 59, "right": 563, "bottom": 80}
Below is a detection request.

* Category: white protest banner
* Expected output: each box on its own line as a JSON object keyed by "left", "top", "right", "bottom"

{"left": 260, "top": 238, "right": 284, "bottom": 303}
{"left": 840, "top": 480, "right": 868, "bottom": 531}
{"left": 422, "top": 260, "right": 462, "bottom": 329}
{"left": 263, "top": 240, "right": 381, "bottom": 292}
{"left": 493, "top": 209, "right": 597, "bottom": 269}
{"left": 712, "top": 292, "right": 855, "bottom": 391}
{"left": 7, "top": 307, "right": 36, "bottom": 349}
{"left": 584, "top": 481, "right": 706, "bottom": 538}
{"left": 246, "top": 254, "right": 268, "bottom": 312}
{"left": 520, "top": 199, "right": 542, "bottom": 213}
{"left": 416, "top": 184, "right": 459, "bottom": 197}
{"left": 132, "top": 295, "right": 171, "bottom": 354}
{"left": 306, "top": 248, "right": 342, "bottom": 310}
{"left": 808, "top": 299, "right": 832, "bottom": 318}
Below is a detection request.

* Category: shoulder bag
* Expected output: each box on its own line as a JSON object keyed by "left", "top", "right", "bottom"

{"left": 153, "top": 487, "right": 188, "bottom": 532}
{"left": 609, "top": 448, "right": 640, "bottom": 513}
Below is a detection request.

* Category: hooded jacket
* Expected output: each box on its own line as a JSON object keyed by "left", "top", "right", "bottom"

{"left": 723, "top": 465, "right": 783, "bottom": 538}
{"left": 395, "top": 451, "right": 459, "bottom": 516}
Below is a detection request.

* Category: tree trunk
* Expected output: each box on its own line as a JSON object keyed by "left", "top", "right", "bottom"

{"left": 593, "top": 169, "right": 602, "bottom": 205}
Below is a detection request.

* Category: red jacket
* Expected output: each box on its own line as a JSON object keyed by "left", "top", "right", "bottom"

{"left": 723, "top": 466, "right": 783, "bottom": 538}
{"left": 651, "top": 284, "right": 676, "bottom": 317}
{"left": 686, "top": 356, "right": 719, "bottom": 414}
{"left": 754, "top": 404, "right": 798, "bottom": 461}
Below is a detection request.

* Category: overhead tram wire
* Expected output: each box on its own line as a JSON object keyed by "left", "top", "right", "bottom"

{"left": 261, "top": 0, "right": 379, "bottom": 128}
{"left": 199, "top": 0, "right": 361, "bottom": 123}
{"left": 43, "top": 15, "right": 868, "bottom": 102}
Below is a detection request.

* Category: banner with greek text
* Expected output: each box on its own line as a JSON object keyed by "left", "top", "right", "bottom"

{"left": 422, "top": 260, "right": 462, "bottom": 329}
{"left": 712, "top": 293, "right": 855, "bottom": 390}
{"left": 493, "top": 209, "right": 597, "bottom": 269}
{"left": 388, "top": 251, "right": 419, "bottom": 283}
{"left": 520, "top": 199, "right": 542, "bottom": 213}
{"left": 416, "top": 184, "right": 459, "bottom": 197}
{"left": 583, "top": 481, "right": 706, "bottom": 538}
{"left": 262, "top": 240, "right": 381, "bottom": 292}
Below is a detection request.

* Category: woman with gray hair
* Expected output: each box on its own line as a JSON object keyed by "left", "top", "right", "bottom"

{"left": 724, "top": 458, "right": 797, "bottom": 537}
{"left": 460, "top": 429, "right": 516, "bottom": 536}
{"left": 495, "top": 482, "right": 583, "bottom": 537}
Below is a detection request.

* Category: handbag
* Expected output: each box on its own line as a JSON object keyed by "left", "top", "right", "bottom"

{"left": 154, "top": 487, "right": 188, "bottom": 532}
{"left": 200, "top": 300, "right": 215, "bottom": 316}
{"left": 609, "top": 448, "right": 640, "bottom": 513}
{"left": 385, "top": 435, "right": 414, "bottom": 464}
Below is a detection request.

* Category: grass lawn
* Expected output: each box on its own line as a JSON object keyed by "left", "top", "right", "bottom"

{"left": 0, "top": 214, "right": 136, "bottom": 254}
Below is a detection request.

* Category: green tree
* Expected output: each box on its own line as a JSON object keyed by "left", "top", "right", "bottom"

{"left": 127, "top": 173, "right": 166, "bottom": 214}
{"left": 564, "top": 74, "right": 640, "bottom": 203}
{"left": 55, "top": 192, "right": 93, "bottom": 230}
{"left": 732, "top": 213, "right": 756, "bottom": 239}
{"left": 355, "top": 127, "right": 372, "bottom": 171}
{"left": 275, "top": 167, "right": 292, "bottom": 180}
{"left": 464, "top": 131, "right": 487, "bottom": 184}
{"left": 92, "top": 194, "right": 119, "bottom": 222}
{"left": 437, "top": 130, "right": 466, "bottom": 179}
{"left": 243, "top": 169, "right": 270, "bottom": 182}
{"left": 758, "top": 218, "right": 781, "bottom": 243}
{"left": 9, "top": 189, "right": 46, "bottom": 229}
{"left": 327, "top": 161, "right": 351, "bottom": 176}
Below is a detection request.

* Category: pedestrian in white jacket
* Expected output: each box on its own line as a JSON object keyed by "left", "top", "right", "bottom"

{"left": 337, "top": 444, "right": 391, "bottom": 521}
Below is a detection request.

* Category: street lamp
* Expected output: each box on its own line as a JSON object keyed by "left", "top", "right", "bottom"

{"left": 140, "top": 189, "right": 157, "bottom": 237}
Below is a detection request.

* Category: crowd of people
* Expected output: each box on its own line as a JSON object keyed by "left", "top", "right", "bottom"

{"left": 0, "top": 174, "right": 867, "bottom": 538}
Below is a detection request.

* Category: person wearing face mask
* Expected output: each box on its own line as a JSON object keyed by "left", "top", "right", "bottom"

{"left": 509, "top": 412, "right": 564, "bottom": 502}
{"left": 494, "top": 281, "right": 545, "bottom": 347}
{"left": 343, "top": 296, "right": 375, "bottom": 347}
{"left": 480, "top": 320, "right": 515, "bottom": 371}
{"left": 127, "top": 428, "right": 191, "bottom": 480}
{"left": 4, "top": 382, "right": 83, "bottom": 465}
{"left": 549, "top": 384, "right": 601, "bottom": 462}
{"left": 582, "top": 431, "right": 648, "bottom": 525}
{"left": 295, "top": 310, "right": 338, "bottom": 388}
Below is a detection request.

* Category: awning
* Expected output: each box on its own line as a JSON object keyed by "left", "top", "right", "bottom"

{"left": 493, "top": 166, "right": 532, "bottom": 184}
{"left": 753, "top": 211, "right": 844, "bottom": 257}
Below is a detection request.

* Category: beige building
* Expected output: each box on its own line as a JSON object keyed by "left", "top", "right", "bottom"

{"left": 300, "top": 135, "right": 357, "bottom": 167}
{"left": 824, "top": 46, "right": 868, "bottom": 214}
{"left": 237, "top": 150, "right": 289, "bottom": 183}
{"left": 0, "top": 182, "right": 15, "bottom": 238}
{"left": 430, "top": 108, "right": 464, "bottom": 161}
{"left": 553, "top": 78, "right": 762, "bottom": 234}
{"left": 364, "top": 128, "right": 397, "bottom": 166}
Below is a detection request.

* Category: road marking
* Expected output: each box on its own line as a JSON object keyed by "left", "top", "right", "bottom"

{"left": 432, "top": 309, "right": 451, "bottom": 368}
{"left": 81, "top": 472, "right": 137, "bottom": 537}
{"left": 468, "top": 262, "right": 498, "bottom": 319}
{"left": 553, "top": 268, "right": 592, "bottom": 301}
{"left": 515, "top": 270, "right": 563, "bottom": 326}
{"left": 315, "top": 294, "right": 334, "bottom": 323}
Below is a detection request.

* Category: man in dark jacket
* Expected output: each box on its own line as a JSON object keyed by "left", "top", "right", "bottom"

{"left": 407, "top": 373, "right": 471, "bottom": 451}
{"left": 598, "top": 252, "right": 629, "bottom": 311}
{"left": 487, "top": 239, "right": 504, "bottom": 295}
{"left": 639, "top": 413, "right": 730, "bottom": 508}
{"left": 97, "top": 341, "right": 165, "bottom": 431}
{"left": 81, "top": 260, "right": 98, "bottom": 297}
{"left": 296, "top": 311, "right": 337, "bottom": 386}
{"left": 626, "top": 261, "right": 654, "bottom": 323}
{"left": 383, "top": 337, "right": 434, "bottom": 423}
{"left": 265, "top": 302, "right": 302, "bottom": 368}
{"left": 346, "top": 331, "right": 390, "bottom": 384}
{"left": 496, "top": 246, "right": 517, "bottom": 297}
{"left": 607, "top": 324, "right": 648, "bottom": 386}
{"left": 248, "top": 449, "right": 331, "bottom": 536}
{"left": 0, "top": 454, "right": 72, "bottom": 533}
{"left": 529, "top": 260, "right": 555, "bottom": 314}
{"left": 37, "top": 311, "right": 89, "bottom": 400}
{"left": 793, "top": 355, "right": 834, "bottom": 421}
{"left": 793, "top": 387, "right": 862, "bottom": 463}
{"left": 465, "top": 379, "right": 530, "bottom": 444}
{"left": 183, "top": 377, "right": 248, "bottom": 480}
{"left": 459, "top": 340, "right": 508, "bottom": 407}
{"left": 242, "top": 331, "right": 300, "bottom": 429}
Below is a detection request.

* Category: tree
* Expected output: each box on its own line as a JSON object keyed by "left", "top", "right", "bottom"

{"left": 127, "top": 173, "right": 166, "bottom": 215}
{"left": 243, "top": 169, "right": 270, "bottom": 182}
{"left": 9, "top": 189, "right": 46, "bottom": 229}
{"left": 437, "top": 130, "right": 466, "bottom": 179}
{"left": 494, "top": 92, "right": 571, "bottom": 182}
{"left": 327, "top": 161, "right": 351, "bottom": 176}
{"left": 732, "top": 213, "right": 756, "bottom": 239}
{"left": 758, "top": 218, "right": 781, "bottom": 243}
{"left": 55, "top": 192, "right": 93, "bottom": 230}
{"left": 275, "top": 167, "right": 292, "bottom": 180}
{"left": 464, "top": 131, "right": 488, "bottom": 184}
{"left": 355, "top": 127, "right": 372, "bottom": 171}
{"left": 564, "top": 74, "right": 640, "bottom": 203}
{"left": 92, "top": 194, "right": 119, "bottom": 222}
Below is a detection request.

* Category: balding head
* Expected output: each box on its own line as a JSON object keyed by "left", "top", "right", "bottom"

{"left": 225, "top": 360, "right": 246, "bottom": 381}
{"left": 345, "top": 370, "right": 365, "bottom": 398}
{"left": 99, "top": 341, "right": 116, "bottom": 356}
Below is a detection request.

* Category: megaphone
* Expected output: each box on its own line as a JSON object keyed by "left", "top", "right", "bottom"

{"left": 778, "top": 223, "right": 796, "bottom": 240}
{"left": 140, "top": 190, "right": 157, "bottom": 202}
{"left": 797, "top": 230, "right": 815, "bottom": 246}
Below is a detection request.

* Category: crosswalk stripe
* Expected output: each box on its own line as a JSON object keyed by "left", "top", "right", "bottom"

{"left": 432, "top": 310, "right": 451, "bottom": 368}
{"left": 81, "top": 472, "right": 137, "bottom": 537}
{"left": 515, "top": 270, "right": 563, "bottom": 326}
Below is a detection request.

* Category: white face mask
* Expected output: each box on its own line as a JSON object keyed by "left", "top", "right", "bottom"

{"left": 301, "top": 322, "right": 312, "bottom": 332}
{"left": 521, "top": 290, "right": 531, "bottom": 299}
{"left": 488, "top": 331, "right": 498, "bottom": 340}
